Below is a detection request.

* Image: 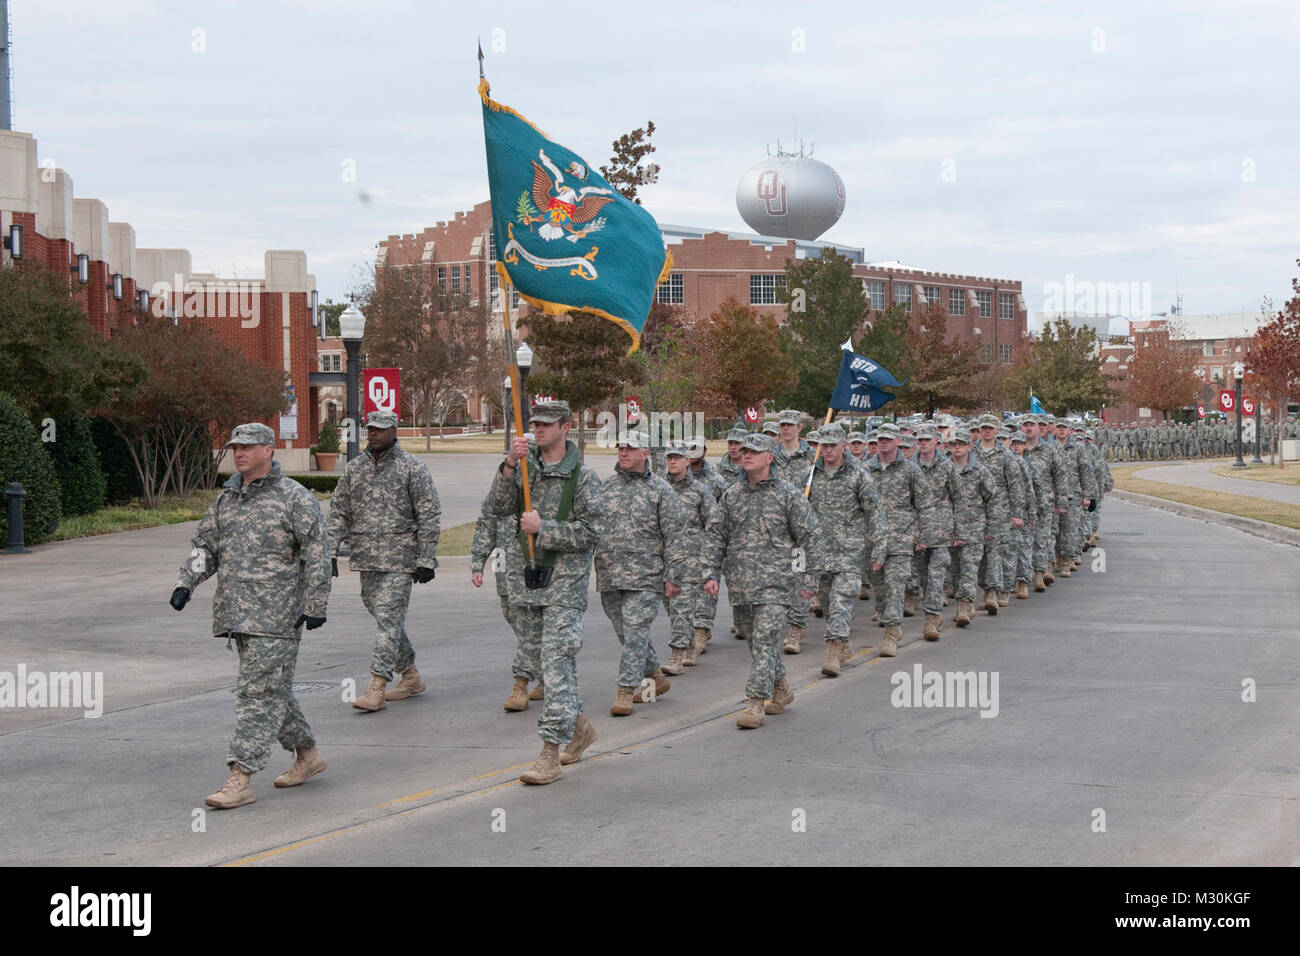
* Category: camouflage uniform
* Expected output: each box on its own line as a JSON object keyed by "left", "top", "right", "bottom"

{"left": 948, "top": 452, "right": 996, "bottom": 601}
{"left": 176, "top": 460, "right": 330, "bottom": 774}
{"left": 908, "top": 451, "right": 959, "bottom": 615}
{"left": 973, "top": 435, "right": 1025, "bottom": 595}
{"left": 595, "top": 459, "right": 688, "bottom": 688}
{"left": 1055, "top": 434, "right": 1097, "bottom": 559}
{"left": 664, "top": 468, "right": 716, "bottom": 650}
{"left": 328, "top": 439, "right": 440, "bottom": 681}
{"left": 773, "top": 434, "right": 815, "bottom": 632}
{"left": 470, "top": 500, "right": 535, "bottom": 683}
{"left": 702, "top": 460, "right": 821, "bottom": 702}
{"left": 865, "top": 451, "right": 923, "bottom": 627}
{"left": 486, "top": 437, "right": 603, "bottom": 746}
{"left": 806, "top": 445, "right": 883, "bottom": 641}
{"left": 1014, "top": 442, "right": 1047, "bottom": 584}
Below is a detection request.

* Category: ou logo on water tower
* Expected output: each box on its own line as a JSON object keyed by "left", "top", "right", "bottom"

{"left": 364, "top": 368, "right": 401, "bottom": 418}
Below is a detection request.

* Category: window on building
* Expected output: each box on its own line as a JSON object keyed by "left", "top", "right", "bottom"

{"left": 437, "top": 266, "right": 447, "bottom": 293}
{"left": 656, "top": 273, "right": 684, "bottom": 304}
{"left": 451, "top": 266, "right": 461, "bottom": 294}
{"left": 489, "top": 270, "right": 500, "bottom": 311}
{"left": 866, "top": 280, "right": 885, "bottom": 311}
{"left": 950, "top": 288, "right": 966, "bottom": 315}
{"left": 980, "top": 343, "right": 992, "bottom": 364}
{"left": 750, "top": 273, "right": 785, "bottom": 305}
{"left": 1211, "top": 366, "right": 1223, "bottom": 381}
{"left": 893, "top": 283, "right": 912, "bottom": 310}
{"left": 999, "top": 292, "right": 1015, "bottom": 319}
{"left": 977, "top": 290, "right": 992, "bottom": 318}
{"left": 923, "top": 285, "right": 941, "bottom": 307}
{"left": 465, "top": 264, "right": 471, "bottom": 291}
{"left": 998, "top": 343, "right": 1012, "bottom": 364}
{"left": 1202, "top": 340, "right": 1218, "bottom": 357}
{"left": 488, "top": 231, "right": 497, "bottom": 261}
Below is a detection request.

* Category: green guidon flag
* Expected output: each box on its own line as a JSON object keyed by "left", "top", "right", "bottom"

{"left": 479, "top": 76, "right": 671, "bottom": 353}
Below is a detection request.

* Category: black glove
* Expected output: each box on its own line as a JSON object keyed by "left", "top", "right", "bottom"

{"left": 296, "top": 614, "right": 327, "bottom": 630}
{"left": 331, "top": 558, "right": 339, "bottom": 577}
{"left": 169, "top": 587, "right": 191, "bottom": 611}
{"left": 414, "top": 567, "right": 436, "bottom": 584}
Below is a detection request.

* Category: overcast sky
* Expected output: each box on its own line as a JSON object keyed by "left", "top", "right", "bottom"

{"left": 14, "top": 0, "right": 1299, "bottom": 329}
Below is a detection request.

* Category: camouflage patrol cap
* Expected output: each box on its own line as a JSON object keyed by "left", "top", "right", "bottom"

{"left": 805, "top": 430, "right": 822, "bottom": 445}
{"left": 1085, "top": 429, "right": 1095, "bottom": 439}
{"left": 665, "top": 442, "right": 689, "bottom": 457}
{"left": 866, "top": 431, "right": 879, "bottom": 443}
{"left": 777, "top": 409, "right": 802, "bottom": 426}
{"left": 531, "top": 400, "right": 572, "bottom": 424}
{"left": 1010, "top": 431, "right": 1027, "bottom": 444}
{"left": 761, "top": 421, "right": 780, "bottom": 436}
{"left": 820, "top": 423, "right": 846, "bottom": 444}
{"left": 364, "top": 410, "right": 398, "bottom": 429}
{"left": 875, "top": 423, "right": 900, "bottom": 440}
{"left": 739, "top": 432, "right": 774, "bottom": 453}
{"left": 978, "top": 413, "right": 1001, "bottom": 428}
{"left": 847, "top": 431, "right": 867, "bottom": 444}
{"left": 726, "top": 427, "right": 749, "bottom": 443}
{"left": 616, "top": 430, "right": 649, "bottom": 449}
{"left": 948, "top": 430, "right": 972, "bottom": 445}
{"left": 898, "top": 434, "right": 916, "bottom": 448}
{"left": 225, "top": 422, "right": 276, "bottom": 446}
{"left": 915, "top": 424, "right": 939, "bottom": 440}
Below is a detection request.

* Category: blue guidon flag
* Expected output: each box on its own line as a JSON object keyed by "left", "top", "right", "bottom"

{"left": 479, "top": 76, "right": 670, "bottom": 353}
{"left": 829, "top": 344, "right": 902, "bottom": 412}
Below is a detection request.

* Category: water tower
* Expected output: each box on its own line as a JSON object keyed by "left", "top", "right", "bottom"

{"left": 735, "top": 142, "right": 845, "bottom": 241}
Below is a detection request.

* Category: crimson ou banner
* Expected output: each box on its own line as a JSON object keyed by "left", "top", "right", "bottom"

{"left": 363, "top": 368, "right": 401, "bottom": 420}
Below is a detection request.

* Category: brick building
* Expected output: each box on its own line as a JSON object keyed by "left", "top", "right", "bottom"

{"left": 379, "top": 200, "right": 1029, "bottom": 422}
{"left": 0, "top": 129, "right": 324, "bottom": 470}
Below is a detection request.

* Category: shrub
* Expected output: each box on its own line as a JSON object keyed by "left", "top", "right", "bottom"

{"left": 0, "top": 392, "right": 63, "bottom": 543}
{"left": 49, "top": 415, "right": 107, "bottom": 516}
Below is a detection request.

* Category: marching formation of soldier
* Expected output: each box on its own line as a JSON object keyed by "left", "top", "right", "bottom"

{"left": 1094, "top": 418, "right": 1300, "bottom": 462}
{"left": 171, "top": 402, "right": 1116, "bottom": 802}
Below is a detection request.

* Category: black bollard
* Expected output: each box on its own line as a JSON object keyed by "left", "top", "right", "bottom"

{"left": 4, "top": 483, "right": 30, "bottom": 554}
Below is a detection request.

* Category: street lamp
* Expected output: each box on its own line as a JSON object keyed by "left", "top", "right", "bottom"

{"left": 339, "top": 304, "right": 367, "bottom": 461}
{"left": 1233, "top": 361, "right": 1245, "bottom": 468}
{"left": 515, "top": 341, "right": 533, "bottom": 433}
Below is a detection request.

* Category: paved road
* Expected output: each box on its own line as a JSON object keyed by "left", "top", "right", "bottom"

{"left": 1, "top": 495, "right": 1297, "bottom": 866}
{"left": 1132, "top": 459, "right": 1300, "bottom": 506}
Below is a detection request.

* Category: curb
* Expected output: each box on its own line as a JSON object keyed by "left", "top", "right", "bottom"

{"left": 1110, "top": 489, "right": 1300, "bottom": 548}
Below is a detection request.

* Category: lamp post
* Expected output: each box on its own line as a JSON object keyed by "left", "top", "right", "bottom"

{"left": 339, "top": 304, "right": 366, "bottom": 461}
{"left": 1252, "top": 398, "right": 1264, "bottom": 464}
{"left": 503, "top": 375, "right": 513, "bottom": 453}
{"left": 1233, "top": 361, "right": 1245, "bottom": 468}
{"left": 515, "top": 342, "right": 533, "bottom": 433}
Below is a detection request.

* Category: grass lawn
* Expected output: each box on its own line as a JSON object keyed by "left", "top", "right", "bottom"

{"left": 1110, "top": 465, "right": 1300, "bottom": 530}
{"left": 406, "top": 436, "right": 617, "bottom": 455}
{"left": 436, "top": 521, "right": 477, "bottom": 557}
{"left": 48, "top": 490, "right": 222, "bottom": 541}
{"left": 1209, "top": 463, "right": 1300, "bottom": 487}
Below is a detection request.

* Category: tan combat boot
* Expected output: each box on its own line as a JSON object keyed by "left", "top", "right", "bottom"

{"left": 610, "top": 685, "right": 635, "bottom": 716}
{"left": 661, "top": 647, "right": 686, "bottom": 675}
{"left": 903, "top": 592, "right": 919, "bottom": 617}
{"left": 822, "top": 638, "right": 844, "bottom": 677}
{"left": 692, "top": 626, "right": 711, "bottom": 656}
{"left": 1016, "top": 580, "right": 1030, "bottom": 600}
{"left": 274, "top": 746, "right": 327, "bottom": 788}
{"left": 528, "top": 682, "right": 544, "bottom": 700}
{"left": 880, "top": 624, "right": 901, "bottom": 657}
{"left": 840, "top": 639, "right": 854, "bottom": 663}
{"left": 765, "top": 679, "right": 795, "bottom": 715}
{"left": 783, "top": 624, "right": 805, "bottom": 654}
{"left": 205, "top": 765, "right": 255, "bottom": 809}
{"left": 1033, "top": 571, "right": 1046, "bottom": 592}
{"left": 732, "top": 624, "right": 744, "bottom": 639}
{"left": 634, "top": 669, "right": 670, "bottom": 702}
{"left": 519, "top": 742, "right": 563, "bottom": 785}
{"left": 858, "top": 583, "right": 870, "bottom": 600}
{"left": 983, "top": 590, "right": 999, "bottom": 615}
{"left": 810, "top": 593, "right": 823, "bottom": 617}
{"left": 871, "top": 611, "right": 882, "bottom": 625}
{"left": 681, "top": 640, "right": 699, "bottom": 667}
{"left": 385, "top": 666, "right": 425, "bottom": 701}
{"left": 997, "top": 591, "right": 1011, "bottom": 607}
{"left": 923, "top": 612, "right": 941, "bottom": 641}
{"left": 955, "top": 598, "right": 973, "bottom": 627}
{"left": 352, "top": 675, "right": 388, "bottom": 712}
{"left": 1058, "top": 557, "right": 1073, "bottom": 578}
{"left": 944, "top": 583, "right": 955, "bottom": 599}
{"left": 559, "top": 713, "right": 598, "bottom": 766}
{"left": 1043, "top": 568, "right": 1055, "bottom": 585}
{"left": 736, "top": 697, "right": 766, "bottom": 728}
{"left": 504, "top": 676, "right": 530, "bottom": 712}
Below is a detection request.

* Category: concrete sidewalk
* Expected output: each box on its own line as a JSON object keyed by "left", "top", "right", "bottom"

{"left": 1132, "top": 459, "right": 1300, "bottom": 506}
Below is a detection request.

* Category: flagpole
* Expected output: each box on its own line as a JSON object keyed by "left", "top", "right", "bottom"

{"left": 501, "top": 274, "right": 539, "bottom": 569}
{"left": 803, "top": 407, "right": 835, "bottom": 498}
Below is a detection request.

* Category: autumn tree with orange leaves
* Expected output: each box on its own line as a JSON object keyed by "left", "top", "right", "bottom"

{"left": 1123, "top": 320, "right": 1203, "bottom": 419}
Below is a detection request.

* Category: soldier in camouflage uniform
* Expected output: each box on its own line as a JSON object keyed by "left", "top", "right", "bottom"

{"left": 595, "top": 431, "right": 688, "bottom": 717}
{"left": 328, "top": 410, "right": 440, "bottom": 713}
{"left": 686, "top": 438, "right": 727, "bottom": 500}
{"left": 908, "top": 424, "right": 959, "bottom": 641}
{"left": 1000, "top": 425, "right": 1037, "bottom": 599}
{"left": 662, "top": 442, "right": 717, "bottom": 669}
{"left": 702, "top": 432, "right": 821, "bottom": 729}
{"left": 772, "top": 409, "right": 815, "bottom": 650}
{"left": 1009, "top": 431, "right": 1046, "bottom": 598}
{"left": 171, "top": 423, "right": 331, "bottom": 810}
{"left": 1021, "top": 415, "right": 1063, "bottom": 590}
{"left": 1052, "top": 420, "right": 1097, "bottom": 573}
{"left": 973, "top": 413, "right": 1025, "bottom": 612}
{"left": 946, "top": 430, "right": 996, "bottom": 626}
{"left": 471, "top": 496, "right": 542, "bottom": 712}
{"left": 804, "top": 423, "right": 882, "bottom": 676}
{"left": 486, "top": 401, "right": 603, "bottom": 784}
{"left": 866, "top": 423, "right": 923, "bottom": 657}
{"left": 716, "top": 426, "right": 747, "bottom": 484}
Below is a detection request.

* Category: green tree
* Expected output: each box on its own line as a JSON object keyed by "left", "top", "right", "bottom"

{"left": 697, "top": 299, "right": 798, "bottom": 417}
{"left": 0, "top": 392, "right": 62, "bottom": 544}
{"left": 320, "top": 298, "right": 347, "bottom": 338}
{"left": 49, "top": 415, "right": 107, "bottom": 516}
{"left": 891, "top": 303, "right": 985, "bottom": 417}
{"left": 775, "top": 249, "right": 873, "bottom": 410}
{"left": 857, "top": 303, "right": 911, "bottom": 388}
{"left": 1004, "top": 318, "right": 1114, "bottom": 416}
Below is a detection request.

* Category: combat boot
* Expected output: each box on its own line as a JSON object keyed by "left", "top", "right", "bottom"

{"left": 997, "top": 591, "right": 1011, "bottom": 607}
{"left": 783, "top": 624, "right": 805, "bottom": 654}
{"left": 733, "top": 626, "right": 745, "bottom": 640}
{"left": 880, "top": 625, "right": 901, "bottom": 657}
{"left": 736, "top": 698, "right": 766, "bottom": 728}
{"left": 528, "top": 682, "right": 544, "bottom": 700}
{"left": 610, "top": 685, "right": 635, "bottom": 716}
{"left": 352, "top": 674, "right": 388, "bottom": 712}
{"left": 1016, "top": 580, "right": 1030, "bottom": 600}
{"left": 840, "top": 639, "right": 854, "bottom": 663}
{"left": 519, "top": 742, "right": 563, "bottom": 785}
{"left": 559, "top": 713, "right": 598, "bottom": 766}
{"left": 822, "top": 639, "right": 844, "bottom": 677}
{"left": 871, "top": 611, "right": 882, "bottom": 625}
{"left": 692, "top": 626, "right": 711, "bottom": 656}
{"left": 205, "top": 765, "right": 255, "bottom": 809}
{"left": 661, "top": 647, "right": 686, "bottom": 675}
{"left": 903, "top": 593, "right": 919, "bottom": 617}
{"left": 1058, "top": 558, "right": 1073, "bottom": 578}
{"left": 923, "top": 613, "right": 941, "bottom": 641}
{"left": 273, "top": 746, "right": 327, "bottom": 788}
{"left": 1043, "top": 568, "right": 1055, "bottom": 585}
{"left": 503, "top": 676, "right": 530, "bottom": 712}
{"left": 810, "top": 593, "right": 823, "bottom": 617}
{"left": 385, "top": 666, "right": 425, "bottom": 701}
{"left": 858, "top": 583, "right": 870, "bottom": 600}
{"left": 765, "top": 679, "right": 795, "bottom": 715}
{"left": 1033, "top": 571, "right": 1046, "bottom": 592}
{"left": 943, "top": 583, "right": 955, "bottom": 599}
{"left": 681, "top": 640, "right": 699, "bottom": 667}
{"left": 634, "top": 669, "right": 670, "bottom": 702}
{"left": 983, "top": 589, "right": 999, "bottom": 615}
{"left": 955, "top": 598, "right": 973, "bottom": 627}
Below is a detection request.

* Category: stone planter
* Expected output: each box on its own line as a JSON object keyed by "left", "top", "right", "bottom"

{"left": 314, "top": 452, "right": 339, "bottom": 472}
